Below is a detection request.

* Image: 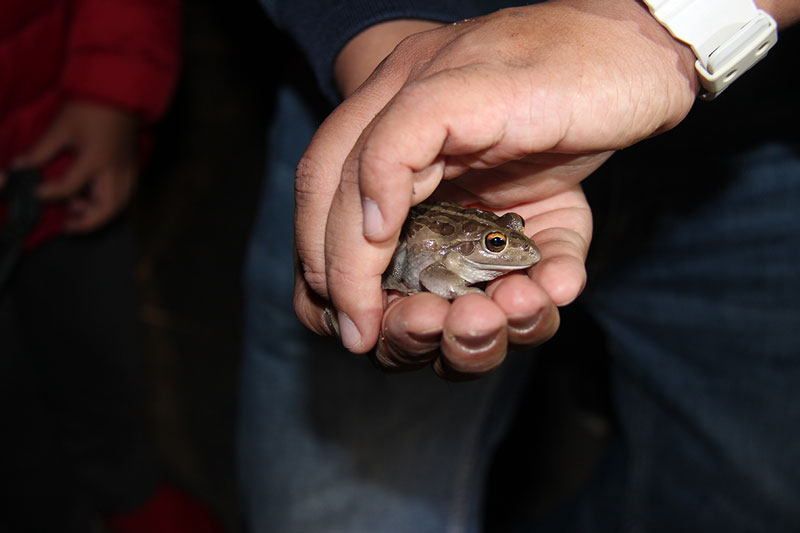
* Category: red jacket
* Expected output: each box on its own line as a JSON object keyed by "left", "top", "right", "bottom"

{"left": 0, "top": 0, "right": 180, "bottom": 248}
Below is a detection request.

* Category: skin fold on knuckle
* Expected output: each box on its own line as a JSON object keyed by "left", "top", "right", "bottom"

{"left": 294, "top": 249, "right": 328, "bottom": 298}
{"left": 374, "top": 335, "right": 439, "bottom": 372}
{"left": 302, "top": 270, "right": 328, "bottom": 299}
{"left": 292, "top": 294, "right": 325, "bottom": 336}
{"left": 440, "top": 317, "right": 508, "bottom": 376}
{"left": 295, "top": 153, "right": 338, "bottom": 198}
{"left": 292, "top": 272, "right": 334, "bottom": 337}
{"left": 358, "top": 140, "right": 413, "bottom": 205}
{"left": 381, "top": 324, "right": 436, "bottom": 356}
{"left": 536, "top": 255, "right": 586, "bottom": 306}
{"left": 534, "top": 226, "right": 590, "bottom": 262}
{"left": 508, "top": 303, "right": 560, "bottom": 349}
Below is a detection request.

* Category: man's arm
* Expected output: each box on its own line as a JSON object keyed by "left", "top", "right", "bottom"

{"left": 261, "top": 0, "right": 481, "bottom": 101}
{"left": 334, "top": 19, "right": 443, "bottom": 98}
{"left": 755, "top": 0, "right": 800, "bottom": 25}
{"left": 294, "top": 0, "right": 799, "bottom": 376}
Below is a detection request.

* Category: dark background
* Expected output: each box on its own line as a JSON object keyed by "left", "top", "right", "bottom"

{"left": 135, "top": 0, "right": 271, "bottom": 527}
{"left": 135, "top": 1, "right": 613, "bottom": 530}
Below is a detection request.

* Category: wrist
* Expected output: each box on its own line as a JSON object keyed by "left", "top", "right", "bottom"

{"left": 631, "top": 1, "right": 700, "bottom": 93}
{"left": 640, "top": 0, "right": 784, "bottom": 99}
{"left": 755, "top": 0, "right": 800, "bottom": 27}
{"left": 560, "top": 0, "right": 700, "bottom": 94}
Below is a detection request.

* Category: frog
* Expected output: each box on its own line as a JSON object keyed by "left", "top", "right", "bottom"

{"left": 382, "top": 200, "right": 541, "bottom": 299}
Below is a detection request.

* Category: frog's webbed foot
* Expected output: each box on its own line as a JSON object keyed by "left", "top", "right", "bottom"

{"left": 382, "top": 241, "right": 417, "bottom": 295}
{"left": 419, "top": 263, "right": 484, "bottom": 300}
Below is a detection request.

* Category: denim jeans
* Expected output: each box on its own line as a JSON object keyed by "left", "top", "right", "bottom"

{"left": 238, "top": 61, "right": 800, "bottom": 532}
{"left": 239, "top": 83, "right": 535, "bottom": 533}
{"left": 541, "top": 136, "right": 800, "bottom": 532}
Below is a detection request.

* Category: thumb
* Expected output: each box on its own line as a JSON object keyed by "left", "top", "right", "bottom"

{"left": 13, "top": 121, "right": 71, "bottom": 168}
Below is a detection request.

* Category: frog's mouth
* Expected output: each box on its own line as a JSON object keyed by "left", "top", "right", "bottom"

{"left": 467, "top": 260, "right": 533, "bottom": 269}
{"left": 464, "top": 253, "right": 540, "bottom": 270}
{"left": 459, "top": 258, "right": 536, "bottom": 284}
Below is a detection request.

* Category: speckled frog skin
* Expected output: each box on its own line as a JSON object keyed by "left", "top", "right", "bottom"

{"left": 382, "top": 200, "right": 541, "bottom": 299}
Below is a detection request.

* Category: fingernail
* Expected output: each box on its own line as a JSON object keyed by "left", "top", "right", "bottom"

{"left": 452, "top": 330, "right": 500, "bottom": 352}
{"left": 362, "top": 197, "right": 384, "bottom": 238}
{"left": 337, "top": 311, "right": 362, "bottom": 350}
{"left": 323, "top": 307, "right": 340, "bottom": 337}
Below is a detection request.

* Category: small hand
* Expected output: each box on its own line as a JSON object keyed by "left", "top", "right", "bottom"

{"left": 13, "top": 101, "right": 139, "bottom": 233}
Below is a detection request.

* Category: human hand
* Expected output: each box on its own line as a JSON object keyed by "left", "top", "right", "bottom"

{"left": 12, "top": 101, "right": 139, "bottom": 233}
{"left": 294, "top": 0, "right": 699, "bottom": 375}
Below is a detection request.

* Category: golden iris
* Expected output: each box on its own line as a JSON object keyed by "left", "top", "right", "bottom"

{"left": 485, "top": 232, "right": 507, "bottom": 253}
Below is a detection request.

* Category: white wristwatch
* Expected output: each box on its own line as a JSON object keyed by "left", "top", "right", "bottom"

{"left": 642, "top": 0, "right": 778, "bottom": 100}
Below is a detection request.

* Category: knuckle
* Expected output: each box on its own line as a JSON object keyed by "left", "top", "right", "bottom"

{"left": 391, "top": 32, "right": 431, "bottom": 64}
{"left": 295, "top": 154, "right": 327, "bottom": 195}
{"left": 358, "top": 143, "right": 403, "bottom": 196}
{"left": 297, "top": 253, "right": 328, "bottom": 298}
{"left": 295, "top": 155, "right": 340, "bottom": 206}
{"left": 303, "top": 270, "right": 327, "bottom": 296}
{"left": 292, "top": 294, "right": 325, "bottom": 336}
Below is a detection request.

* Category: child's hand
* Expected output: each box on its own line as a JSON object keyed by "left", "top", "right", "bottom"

{"left": 14, "top": 101, "right": 140, "bottom": 233}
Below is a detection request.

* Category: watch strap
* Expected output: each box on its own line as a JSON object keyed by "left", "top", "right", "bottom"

{"left": 642, "top": 0, "right": 778, "bottom": 99}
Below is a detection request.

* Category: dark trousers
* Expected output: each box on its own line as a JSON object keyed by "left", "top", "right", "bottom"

{"left": 0, "top": 216, "right": 156, "bottom": 532}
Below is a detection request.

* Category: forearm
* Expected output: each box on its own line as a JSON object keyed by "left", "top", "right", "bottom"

{"left": 265, "top": 0, "right": 480, "bottom": 102}
{"left": 335, "top": 0, "right": 700, "bottom": 102}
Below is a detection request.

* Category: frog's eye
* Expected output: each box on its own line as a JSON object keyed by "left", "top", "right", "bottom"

{"left": 485, "top": 232, "right": 507, "bottom": 253}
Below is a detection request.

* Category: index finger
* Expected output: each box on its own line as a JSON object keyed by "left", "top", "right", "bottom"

{"left": 294, "top": 80, "right": 402, "bottom": 347}
{"left": 322, "top": 71, "right": 518, "bottom": 352}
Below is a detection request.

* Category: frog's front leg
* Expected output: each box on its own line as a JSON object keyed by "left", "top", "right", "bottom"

{"left": 419, "top": 261, "right": 483, "bottom": 300}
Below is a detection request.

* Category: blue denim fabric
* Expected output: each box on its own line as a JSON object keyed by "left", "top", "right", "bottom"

{"left": 551, "top": 141, "right": 800, "bottom": 533}
{"left": 239, "top": 57, "right": 800, "bottom": 533}
{"left": 238, "top": 84, "right": 534, "bottom": 533}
